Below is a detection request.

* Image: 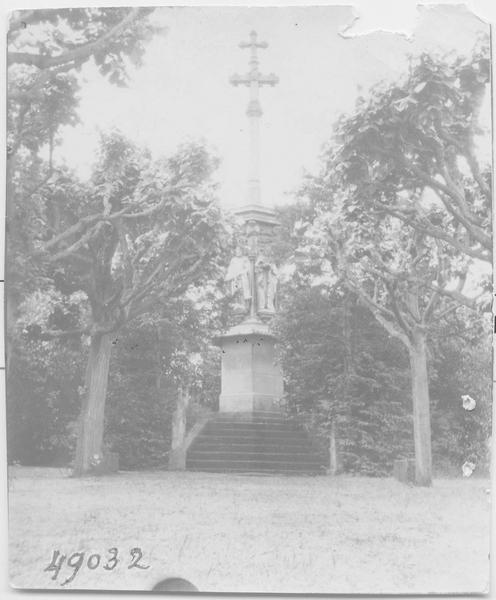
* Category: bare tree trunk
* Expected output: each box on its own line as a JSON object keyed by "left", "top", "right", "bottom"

{"left": 73, "top": 333, "right": 112, "bottom": 476}
{"left": 171, "top": 387, "right": 190, "bottom": 452}
{"left": 329, "top": 417, "right": 338, "bottom": 476}
{"left": 408, "top": 329, "right": 432, "bottom": 487}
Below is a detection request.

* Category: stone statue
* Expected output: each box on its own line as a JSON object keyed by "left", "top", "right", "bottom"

{"left": 225, "top": 243, "right": 279, "bottom": 317}
{"left": 255, "top": 256, "right": 278, "bottom": 314}
{"left": 225, "top": 247, "right": 252, "bottom": 313}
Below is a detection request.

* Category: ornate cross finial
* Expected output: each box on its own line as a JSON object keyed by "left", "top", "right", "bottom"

{"left": 230, "top": 30, "right": 279, "bottom": 117}
{"left": 230, "top": 31, "right": 278, "bottom": 206}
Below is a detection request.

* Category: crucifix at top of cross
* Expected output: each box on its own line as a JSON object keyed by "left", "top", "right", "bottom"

{"left": 230, "top": 31, "right": 278, "bottom": 206}
{"left": 230, "top": 30, "right": 279, "bottom": 118}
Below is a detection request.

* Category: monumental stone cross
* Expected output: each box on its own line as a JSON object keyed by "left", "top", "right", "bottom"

{"left": 215, "top": 31, "right": 284, "bottom": 413}
{"left": 230, "top": 30, "right": 279, "bottom": 207}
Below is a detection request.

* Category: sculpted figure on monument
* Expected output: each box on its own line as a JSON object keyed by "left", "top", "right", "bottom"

{"left": 225, "top": 246, "right": 252, "bottom": 313}
{"left": 255, "top": 255, "right": 278, "bottom": 314}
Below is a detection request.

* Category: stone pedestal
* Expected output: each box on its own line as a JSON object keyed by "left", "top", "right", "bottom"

{"left": 213, "top": 318, "right": 283, "bottom": 412}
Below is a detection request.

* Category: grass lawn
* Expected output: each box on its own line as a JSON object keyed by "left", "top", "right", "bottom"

{"left": 7, "top": 467, "right": 490, "bottom": 594}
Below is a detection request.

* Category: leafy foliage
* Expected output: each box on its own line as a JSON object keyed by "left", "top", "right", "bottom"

{"left": 8, "top": 8, "right": 160, "bottom": 80}
{"left": 19, "top": 132, "right": 226, "bottom": 340}
{"left": 331, "top": 40, "right": 491, "bottom": 272}
{"left": 275, "top": 254, "right": 490, "bottom": 476}
{"left": 276, "top": 282, "right": 413, "bottom": 476}
{"left": 104, "top": 292, "right": 225, "bottom": 470}
{"left": 7, "top": 336, "right": 82, "bottom": 466}
{"left": 6, "top": 8, "right": 230, "bottom": 474}
{"left": 429, "top": 313, "right": 492, "bottom": 475}
{"left": 275, "top": 42, "right": 491, "bottom": 481}
{"left": 6, "top": 22, "right": 490, "bottom": 479}
{"left": 7, "top": 7, "right": 162, "bottom": 302}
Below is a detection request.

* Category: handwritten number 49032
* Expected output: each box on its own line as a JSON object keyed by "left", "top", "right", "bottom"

{"left": 44, "top": 547, "right": 149, "bottom": 586}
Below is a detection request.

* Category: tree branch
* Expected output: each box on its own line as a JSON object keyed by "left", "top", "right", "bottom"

{"left": 429, "top": 285, "right": 483, "bottom": 310}
{"left": 378, "top": 203, "right": 491, "bottom": 262}
{"left": 429, "top": 303, "right": 460, "bottom": 324}
{"left": 37, "top": 327, "right": 88, "bottom": 340}
{"left": 50, "top": 222, "right": 106, "bottom": 262}
{"left": 385, "top": 280, "right": 415, "bottom": 334}
{"left": 39, "top": 204, "right": 134, "bottom": 255}
{"left": 348, "top": 279, "right": 411, "bottom": 347}
{"left": 435, "top": 126, "right": 491, "bottom": 201}
{"left": 8, "top": 8, "right": 142, "bottom": 70}
{"left": 407, "top": 163, "right": 491, "bottom": 251}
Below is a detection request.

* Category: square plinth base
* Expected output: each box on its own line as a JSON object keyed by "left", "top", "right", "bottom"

{"left": 217, "top": 332, "right": 283, "bottom": 413}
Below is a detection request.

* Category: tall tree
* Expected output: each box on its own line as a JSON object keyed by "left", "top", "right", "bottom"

{"left": 19, "top": 133, "right": 226, "bottom": 475}
{"left": 295, "top": 43, "right": 492, "bottom": 485}
{"left": 297, "top": 178, "right": 478, "bottom": 485}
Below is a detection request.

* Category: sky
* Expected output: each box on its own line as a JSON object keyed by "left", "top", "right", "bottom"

{"left": 57, "top": 4, "right": 491, "bottom": 211}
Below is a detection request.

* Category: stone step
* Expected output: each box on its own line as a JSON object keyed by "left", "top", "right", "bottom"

{"left": 185, "top": 412, "right": 327, "bottom": 476}
{"left": 191, "top": 436, "right": 313, "bottom": 450}
{"left": 186, "top": 458, "right": 325, "bottom": 471}
{"left": 204, "top": 421, "right": 301, "bottom": 432}
{"left": 186, "top": 466, "right": 325, "bottom": 475}
{"left": 187, "top": 450, "right": 325, "bottom": 462}
{"left": 216, "top": 411, "right": 284, "bottom": 418}
{"left": 211, "top": 414, "right": 290, "bottom": 424}
{"left": 201, "top": 428, "right": 310, "bottom": 440}
{"left": 192, "top": 439, "right": 319, "bottom": 450}
{"left": 193, "top": 437, "right": 313, "bottom": 449}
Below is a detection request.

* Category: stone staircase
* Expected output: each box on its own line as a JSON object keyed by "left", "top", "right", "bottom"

{"left": 186, "top": 411, "right": 328, "bottom": 475}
